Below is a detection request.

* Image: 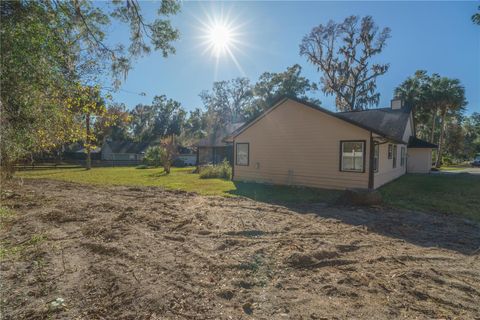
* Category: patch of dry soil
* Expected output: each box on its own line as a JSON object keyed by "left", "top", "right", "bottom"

{"left": 1, "top": 179, "right": 479, "bottom": 319}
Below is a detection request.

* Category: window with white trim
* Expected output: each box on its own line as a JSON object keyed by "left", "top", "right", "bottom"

{"left": 340, "top": 141, "right": 365, "bottom": 172}
{"left": 236, "top": 143, "right": 249, "bottom": 166}
{"left": 401, "top": 146, "right": 406, "bottom": 166}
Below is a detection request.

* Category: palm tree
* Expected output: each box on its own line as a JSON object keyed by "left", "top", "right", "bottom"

{"left": 472, "top": 6, "right": 480, "bottom": 25}
{"left": 435, "top": 79, "right": 467, "bottom": 167}
{"left": 424, "top": 74, "right": 447, "bottom": 144}
{"left": 394, "top": 70, "right": 431, "bottom": 138}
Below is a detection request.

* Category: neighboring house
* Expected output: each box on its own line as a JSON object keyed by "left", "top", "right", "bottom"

{"left": 225, "top": 96, "right": 437, "bottom": 190}
{"left": 177, "top": 146, "right": 197, "bottom": 166}
{"left": 63, "top": 144, "right": 101, "bottom": 160}
{"left": 196, "top": 123, "right": 244, "bottom": 165}
{"left": 101, "top": 141, "right": 150, "bottom": 161}
{"left": 177, "top": 154, "right": 197, "bottom": 166}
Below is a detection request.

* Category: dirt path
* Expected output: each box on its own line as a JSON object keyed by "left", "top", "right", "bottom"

{"left": 1, "top": 179, "right": 479, "bottom": 319}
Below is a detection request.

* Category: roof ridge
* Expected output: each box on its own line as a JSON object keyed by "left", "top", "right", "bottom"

{"left": 336, "top": 107, "right": 391, "bottom": 114}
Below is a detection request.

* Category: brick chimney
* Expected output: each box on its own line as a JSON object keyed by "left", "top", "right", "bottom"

{"left": 391, "top": 98, "right": 404, "bottom": 110}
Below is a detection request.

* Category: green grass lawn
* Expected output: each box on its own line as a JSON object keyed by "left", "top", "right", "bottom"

{"left": 380, "top": 173, "right": 480, "bottom": 222}
{"left": 15, "top": 166, "right": 340, "bottom": 203}
{"left": 15, "top": 167, "right": 480, "bottom": 222}
{"left": 439, "top": 164, "right": 471, "bottom": 171}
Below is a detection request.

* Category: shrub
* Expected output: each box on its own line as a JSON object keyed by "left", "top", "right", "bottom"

{"left": 441, "top": 154, "right": 455, "bottom": 166}
{"left": 143, "top": 146, "right": 164, "bottom": 167}
{"left": 136, "top": 164, "right": 148, "bottom": 169}
{"left": 199, "top": 159, "right": 232, "bottom": 180}
{"left": 159, "top": 137, "right": 179, "bottom": 174}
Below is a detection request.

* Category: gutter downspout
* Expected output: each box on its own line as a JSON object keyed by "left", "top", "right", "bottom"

{"left": 368, "top": 132, "right": 375, "bottom": 190}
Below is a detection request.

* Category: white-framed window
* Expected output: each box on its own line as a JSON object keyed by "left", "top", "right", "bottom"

{"left": 340, "top": 141, "right": 365, "bottom": 172}
{"left": 374, "top": 144, "right": 379, "bottom": 173}
{"left": 236, "top": 143, "right": 249, "bottom": 166}
{"left": 401, "top": 146, "right": 406, "bottom": 167}
{"left": 393, "top": 145, "right": 398, "bottom": 168}
{"left": 388, "top": 144, "right": 393, "bottom": 159}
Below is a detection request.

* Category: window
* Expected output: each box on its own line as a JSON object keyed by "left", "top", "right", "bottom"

{"left": 392, "top": 145, "right": 397, "bottom": 168}
{"left": 236, "top": 143, "right": 249, "bottom": 166}
{"left": 340, "top": 141, "right": 365, "bottom": 172}
{"left": 374, "top": 144, "right": 379, "bottom": 173}
{"left": 401, "top": 146, "right": 406, "bottom": 167}
{"left": 388, "top": 144, "right": 393, "bottom": 159}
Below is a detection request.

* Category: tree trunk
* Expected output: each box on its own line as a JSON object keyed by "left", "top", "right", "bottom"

{"left": 430, "top": 108, "right": 437, "bottom": 143}
{"left": 86, "top": 113, "right": 91, "bottom": 170}
{"left": 435, "top": 109, "right": 447, "bottom": 168}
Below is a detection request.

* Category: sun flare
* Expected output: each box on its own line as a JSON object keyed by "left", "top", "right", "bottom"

{"left": 196, "top": 10, "right": 248, "bottom": 76}
{"left": 207, "top": 23, "right": 233, "bottom": 57}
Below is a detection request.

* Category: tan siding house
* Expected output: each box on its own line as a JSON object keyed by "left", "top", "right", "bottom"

{"left": 227, "top": 97, "right": 437, "bottom": 190}
{"left": 234, "top": 100, "right": 371, "bottom": 190}
{"left": 407, "top": 137, "right": 437, "bottom": 173}
{"left": 373, "top": 143, "right": 407, "bottom": 189}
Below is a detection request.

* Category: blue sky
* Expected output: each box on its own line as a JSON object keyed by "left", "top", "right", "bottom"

{"left": 109, "top": 1, "right": 480, "bottom": 114}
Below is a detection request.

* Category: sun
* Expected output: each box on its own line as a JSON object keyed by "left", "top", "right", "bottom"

{"left": 196, "top": 10, "right": 247, "bottom": 76}
{"left": 207, "top": 23, "right": 233, "bottom": 57}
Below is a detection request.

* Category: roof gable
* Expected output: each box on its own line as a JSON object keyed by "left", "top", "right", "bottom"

{"left": 228, "top": 96, "right": 408, "bottom": 143}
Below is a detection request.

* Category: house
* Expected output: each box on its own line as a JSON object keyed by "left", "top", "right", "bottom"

{"left": 176, "top": 146, "right": 197, "bottom": 166}
{"left": 225, "top": 96, "right": 437, "bottom": 190}
{"left": 196, "top": 122, "right": 244, "bottom": 165}
{"left": 63, "top": 143, "right": 101, "bottom": 160}
{"left": 101, "top": 140, "right": 150, "bottom": 161}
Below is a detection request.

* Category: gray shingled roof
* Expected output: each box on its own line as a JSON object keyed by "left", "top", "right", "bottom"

{"left": 104, "top": 141, "right": 150, "bottom": 154}
{"left": 408, "top": 136, "right": 438, "bottom": 148}
{"left": 337, "top": 105, "right": 412, "bottom": 143}
{"left": 197, "top": 123, "right": 244, "bottom": 147}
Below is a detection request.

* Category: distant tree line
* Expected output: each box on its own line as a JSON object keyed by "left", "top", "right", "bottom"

{"left": 104, "top": 63, "right": 319, "bottom": 147}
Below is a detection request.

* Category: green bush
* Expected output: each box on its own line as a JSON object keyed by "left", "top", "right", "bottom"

{"left": 199, "top": 159, "right": 232, "bottom": 180}
{"left": 143, "top": 146, "right": 165, "bottom": 167}
{"left": 136, "top": 164, "right": 148, "bottom": 169}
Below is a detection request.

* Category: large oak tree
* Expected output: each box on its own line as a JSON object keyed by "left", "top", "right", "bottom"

{"left": 300, "top": 15, "right": 390, "bottom": 111}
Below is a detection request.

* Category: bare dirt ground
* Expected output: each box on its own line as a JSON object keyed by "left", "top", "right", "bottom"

{"left": 1, "top": 179, "right": 479, "bottom": 319}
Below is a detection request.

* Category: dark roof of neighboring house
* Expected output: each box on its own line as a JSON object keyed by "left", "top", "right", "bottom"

{"left": 227, "top": 96, "right": 411, "bottom": 143}
{"left": 408, "top": 136, "right": 438, "bottom": 148}
{"left": 76, "top": 146, "right": 102, "bottom": 153}
{"left": 103, "top": 141, "right": 150, "bottom": 154}
{"left": 337, "top": 105, "right": 413, "bottom": 143}
{"left": 197, "top": 123, "right": 245, "bottom": 147}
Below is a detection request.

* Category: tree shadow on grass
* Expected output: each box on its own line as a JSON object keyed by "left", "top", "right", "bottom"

{"left": 229, "top": 181, "right": 480, "bottom": 255}
{"left": 147, "top": 170, "right": 167, "bottom": 178}
{"left": 17, "top": 168, "right": 86, "bottom": 176}
{"left": 16, "top": 165, "right": 83, "bottom": 171}
{"left": 227, "top": 181, "right": 342, "bottom": 205}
